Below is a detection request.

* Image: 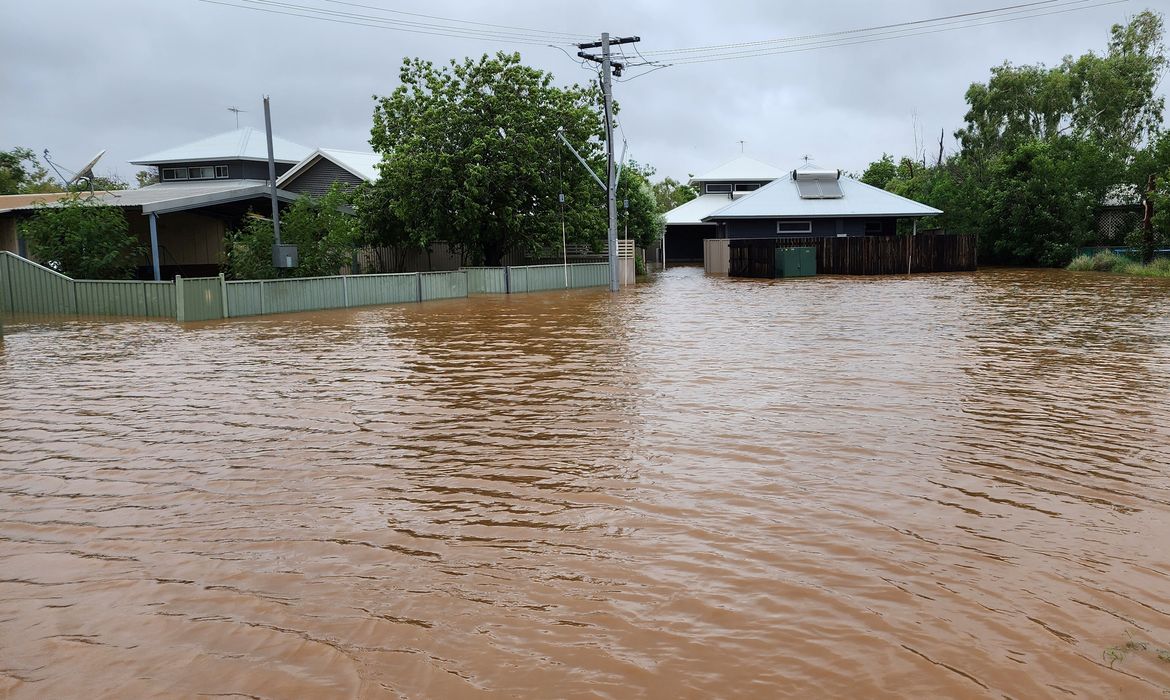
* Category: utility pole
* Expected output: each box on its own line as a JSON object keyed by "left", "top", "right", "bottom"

{"left": 263, "top": 96, "right": 282, "bottom": 248}
{"left": 578, "top": 32, "right": 639, "bottom": 293}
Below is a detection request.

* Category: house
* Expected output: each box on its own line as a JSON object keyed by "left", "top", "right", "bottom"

{"left": 663, "top": 156, "right": 786, "bottom": 263}
{"left": 277, "top": 148, "right": 380, "bottom": 196}
{"left": 0, "top": 128, "right": 311, "bottom": 280}
{"left": 703, "top": 164, "right": 942, "bottom": 237}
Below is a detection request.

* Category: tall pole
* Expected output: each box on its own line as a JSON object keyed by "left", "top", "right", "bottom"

{"left": 601, "top": 33, "right": 619, "bottom": 293}
{"left": 263, "top": 96, "right": 282, "bottom": 247}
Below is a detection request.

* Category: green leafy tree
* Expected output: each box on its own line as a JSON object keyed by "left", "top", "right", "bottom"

{"left": 370, "top": 52, "right": 605, "bottom": 266}
{"left": 18, "top": 196, "right": 143, "bottom": 279}
{"left": 651, "top": 176, "right": 696, "bottom": 214}
{"left": 617, "top": 161, "right": 665, "bottom": 249}
{"left": 0, "top": 147, "right": 57, "bottom": 194}
{"left": 225, "top": 184, "right": 361, "bottom": 279}
{"left": 859, "top": 154, "right": 899, "bottom": 190}
{"left": 135, "top": 168, "right": 159, "bottom": 188}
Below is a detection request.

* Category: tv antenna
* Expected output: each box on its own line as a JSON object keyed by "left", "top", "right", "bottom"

{"left": 802, "top": 154, "right": 812, "bottom": 163}
{"left": 228, "top": 106, "right": 247, "bottom": 128}
{"left": 737, "top": 140, "right": 745, "bottom": 153}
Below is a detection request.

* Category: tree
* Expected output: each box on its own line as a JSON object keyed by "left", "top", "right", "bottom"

{"left": 0, "top": 147, "right": 56, "bottom": 194}
{"left": 225, "top": 184, "right": 361, "bottom": 279}
{"left": 18, "top": 196, "right": 143, "bottom": 279}
{"left": 617, "top": 161, "right": 665, "bottom": 250}
{"left": 651, "top": 176, "right": 696, "bottom": 214}
{"left": 859, "top": 154, "right": 898, "bottom": 190}
{"left": 370, "top": 52, "right": 605, "bottom": 266}
{"left": 135, "top": 168, "right": 159, "bottom": 188}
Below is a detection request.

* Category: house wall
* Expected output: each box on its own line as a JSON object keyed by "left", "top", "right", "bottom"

{"left": 156, "top": 160, "right": 294, "bottom": 182}
{"left": 716, "top": 217, "right": 898, "bottom": 239}
{"left": 0, "top": 218, "right": 16, "bottom": 254}
{"left": 283, "top": 159, "right": 364, "bottom": 197}
{"left": 129, "top": 211, "right": 226, "bottom": 278}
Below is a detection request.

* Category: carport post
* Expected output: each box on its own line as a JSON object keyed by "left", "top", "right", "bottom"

{"left": 148, "top": 212, "right": 161, "bottom": 281}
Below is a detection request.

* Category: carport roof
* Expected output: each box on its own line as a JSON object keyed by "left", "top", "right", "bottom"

{"left": 0, "top": 181, "right": 300, "bottom": 216}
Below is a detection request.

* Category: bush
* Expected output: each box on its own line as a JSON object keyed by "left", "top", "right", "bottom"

{"left": 18, "top": 195, "right": 143, "bottom": 279}
{"left": 1067, "top": 251, "right": 1170, "bottom": 277}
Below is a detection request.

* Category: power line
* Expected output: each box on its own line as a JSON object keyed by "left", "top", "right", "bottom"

{"left": 641, "top": 0, "right": 1096, "bottom": 56}
{"left": 195, "top": 0, "right": 580, "bottom": 45}
{"left": 661, "top": 0, "right": 1126, "bottom": 65}
{"left": 315, "top": 0, "right": 591, "bottom": 40}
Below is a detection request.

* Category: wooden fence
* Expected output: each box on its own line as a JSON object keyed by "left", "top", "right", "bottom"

{"left": 728, "top": 233, "right": 977, "bottom": 278}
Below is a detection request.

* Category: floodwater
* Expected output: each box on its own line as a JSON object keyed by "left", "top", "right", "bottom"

{"left": 2, "top": 267, "right": 1169, "bottom": 699}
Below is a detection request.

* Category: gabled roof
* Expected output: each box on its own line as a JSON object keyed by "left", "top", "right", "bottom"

{"left": 130, "top": 128, "right": 311, "bottom": 165}
{"left": 689, "top": 156, "right": 786, "bottom": 185}
{"left": 277, "top": 148, "right": 381, "bottom": 187}
{"left": 704, "top": 164, "right": 942, "bottom": 220}
{"left": 664, "top": 194, "right": 732, "bottom": 225}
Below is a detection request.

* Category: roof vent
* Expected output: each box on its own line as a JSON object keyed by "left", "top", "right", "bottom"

{"left": 793, "top": 169, "right": 843, "bottom": 199}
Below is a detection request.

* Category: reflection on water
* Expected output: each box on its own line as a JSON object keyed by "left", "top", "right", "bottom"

{"left": 2, "top": 267, "right": 1170, "bottom": 698}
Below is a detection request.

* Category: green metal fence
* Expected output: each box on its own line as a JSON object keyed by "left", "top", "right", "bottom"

{"left": 219, "top": 271, "right": 467, "bottom": 319}
{"left": 462, "top": 263, "right": 609, "bottom": 294}
{"left": 2, "top": 250, "right": 610, "bottom": 325}
{"left": 1, "top": 251, "right": 176, "bottom": 318}
{"left": 464, "top": 267, "right": 508, "bottom": 294}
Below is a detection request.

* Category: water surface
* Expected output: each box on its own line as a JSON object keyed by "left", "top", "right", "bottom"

{"left": 2, "top": 267, "right": 1169, "bottom": 698}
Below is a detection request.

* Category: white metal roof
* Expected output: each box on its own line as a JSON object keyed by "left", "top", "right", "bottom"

{"left": 0, "top": 181, "right": 300, "bottom": 215}
{"left": 130, "top": 128, "right": 312, "bottom": 165}
{"left": 663, "top": 193, "right": 733, "bottom": 225}
{"left": 277, "top": 148, "right": 381, "bottom": 187}
{"left": 704, "top": 165, "right": 942, "bottom": 220}
{"left": 688, "top": 156, "right": 786, "bottom": 185}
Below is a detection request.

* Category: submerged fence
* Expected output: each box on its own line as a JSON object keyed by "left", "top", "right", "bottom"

{"left": 1, "top": 252, "right": 176, "bottom": 318}
{"left": 1, "top": 252, "right": 610, "bottom": 323}
{"left": 728, "top": 233, "right": 978, "bottom": 277}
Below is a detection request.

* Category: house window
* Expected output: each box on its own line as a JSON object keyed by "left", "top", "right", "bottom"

{"left": 162, "top": 167, "right": 188, "bottom": 181}
{"left": 777, "top": 220, "right": 812, "bottom": 234}
{"left": 864, "top": 221, "right": 884, "bottom": 235}
{"left": 215, "top": 165, "right": 230, "bottom": 179}
{"left": 705, "top": 183, "right": 732, "bottom": 194}
{"left": 734, "top": 183, "right": 760, "bottom": 192}
{"left": 188, "top": 166, "right": 216, "bottom": 180}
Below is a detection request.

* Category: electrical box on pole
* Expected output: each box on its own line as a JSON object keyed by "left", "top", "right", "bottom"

{"left": 264, "top": 96, "right": 297, "bottom": 269}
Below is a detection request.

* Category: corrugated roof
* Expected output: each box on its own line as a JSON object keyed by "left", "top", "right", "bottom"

{"left": 129, "top": 128, "right": 311, "bottom": 165}
{"left": 704, "top": 165, "right": 942, "bottom": 220}
{"left": 277, "top": 148, "right": 381, "bottom": 188}
{"left": 0, "top": 191, "right": 98, "bottom": 213}
{"left": 664, "top": 194, "right": 733, "bottom": 225}
{"left": 0, "top": 181, "right": 299, "bottom": 215}
{"left": 689, "top": 156, "right": 786, "bottom": 184}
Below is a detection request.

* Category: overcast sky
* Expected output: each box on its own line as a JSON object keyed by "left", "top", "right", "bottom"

{"left": 1, "top": 1, "right": 1162, "bottom": 186}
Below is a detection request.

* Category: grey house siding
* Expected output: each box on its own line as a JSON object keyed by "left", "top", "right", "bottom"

{"left": 713, "top": 217, "right": 898, "bottom": 239}
{"left": 156, "top": 160, "right": 294, "bottom": 182}
{"left": 283, "top": 160, "right": 364, "bottom": 196}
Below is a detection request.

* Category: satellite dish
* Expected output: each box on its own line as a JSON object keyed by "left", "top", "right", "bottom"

{"left": 68, "top": 149, "right": 106, "bottom": 184}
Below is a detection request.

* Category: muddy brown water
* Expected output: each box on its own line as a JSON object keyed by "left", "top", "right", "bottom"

{"left": 2, "top": 267, "right": 1169, "bottom": 699}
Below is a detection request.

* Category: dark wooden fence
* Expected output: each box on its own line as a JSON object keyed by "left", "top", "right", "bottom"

{"left": 728, "top": 233, "right": 977, "bottom": 277}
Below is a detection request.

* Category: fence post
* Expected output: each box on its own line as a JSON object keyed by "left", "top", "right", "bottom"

{"left": 504, "top": 266, "right": 511, "bottom": 294}
{"left": 71, "top": 278, "right": 79, "bottom": 315}
{"left": 219, "top": 273, "right": 229, "bottom": 318}
{"left": 175, "top": 275, "right": 185, "bottom": 322}
{"left": 415, "top": 272, "right": 423, "bottom": 302}
{"left": 259, "top": 279, "right": 265, "bottom": 315}
{"left": 343, "top": 274, "right": 350, "bottom": 308}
